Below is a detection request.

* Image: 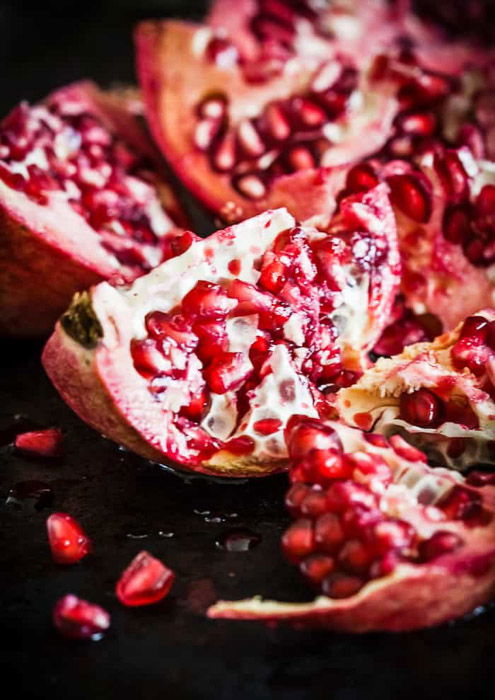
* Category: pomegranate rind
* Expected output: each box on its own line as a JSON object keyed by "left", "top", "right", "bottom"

{"left": 135, "top": 20, "right": 398, "bottom": 224}
{"left": 338, "top": 310, "right": 495, "bottom": 468}
{"left": 0, "top": 81, "right": 186, "bottom": 336}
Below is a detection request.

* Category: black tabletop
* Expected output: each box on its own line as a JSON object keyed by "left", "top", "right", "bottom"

{"left": 1, "top": 2, "right": 495, "bottom": 699}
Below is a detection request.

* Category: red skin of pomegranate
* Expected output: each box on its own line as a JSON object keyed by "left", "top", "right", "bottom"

{"left": 42, "top": 193, "right": 399, "bottom": 477}
{"left": 208, "top": 418, "right": 495, "bottom": 632}
{"left": 0, "top": 81, "right": 187, "bottom": 336}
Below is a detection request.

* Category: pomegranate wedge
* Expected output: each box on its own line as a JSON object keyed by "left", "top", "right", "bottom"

{"left": 135, "top": 18, "right": 398, "bottom": 223}
{"left": 0, "top": 81, "right": 187, "bottom": 336}
{"left": 43, "top": 188, "right": 399, "bottom": 476}
{"left": 339, "top": 310, "right": 495, "bottom": 469}
{"left": 208, "top": 416, "right": 495, "bottom": 632}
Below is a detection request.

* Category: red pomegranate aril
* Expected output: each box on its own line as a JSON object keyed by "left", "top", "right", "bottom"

{"left": 434, "top": 150, "right": 468, "bottom": 202}
{"left": 309, "top": 449, "right": 351, "bottom": 483}
{"left": 476, "top": 185, "right": 495, "bottom": 216}
{"left": 285, "top": 417, "right": 343, "bottom": 460}
{"left": 203, "top": 352, "right": 253, "bottom": 394}
{"left": 263, "top": 103, "right": 291, "bottom": 141}
{"left": 363, "top": 433, "right": 389, "bottom": 448}
{"left": 387, "top": 174, "right": 431, "bottom": 223}
{"left": 116, "top": 550, "right": 175, "bottom": 607}
{"left": 321, "top": 572, "right": 364, "bottom": 599}
{"left": 466, "top": 471, "right": 495, "bottom": 487}
{"left": 397, "top": 111, "right": 436, "bottom": 136}
{"left": 234, "top": 173, "right": 267, "bottom": 200}
{"left": 131, "top": 339, "right": 169, "bottom": 378}
{"left": 146, "top": 312, "right": 197, "bottom": 348}
{"left": 259, "top": 259, "right": 286, "bottom": 293}
{"left": 373, "top": 520, "right": 414, "bottom": 555}
{"left": 237, "top": 119, "right": 265, "bottom": 157}
{"left": 227, "top": 279, "right": 272, "bottom": 314}
{"left": 0, "top": 163, "right": 26, "bottom": 191}
{"left": 292, "top": 98, "right": 326, "bottom": 128}
{"left": 53, "top": 595, "right": 110, "bottom": 640}
{"left": 348, "top": 453, "right": 392, "bottom": 488}
{"left": 299, "top": 488, "right": 329, "bottom": 518}
{"left": 444, "top": 399, "right": 479, "bottom": 430}
{"left": 326, "top": 481, "right": 376, "bottom": 514}
{"left": 205, "top": 37, "right": 239, "bottom": 67}
{"left": 314, "top": 512, "right": 345, "bottom": 553}
{"left": 389, "top": 435, "right": 427, "bottom": 463}
{"left": 195, "top": 119, "right": 222, "bottom": 150}
{"left": 459, "top": 315, "right": 489, "bottom": 341}
{"left": 182, "top": 281, "right": 235, "bottom": 320}
{"left": 180, "top": 389, "right": 209, "bottom": 422}
{"left": 300, "top": 554, "right": 335, "bottom": 585}
{"left": 194, "top": 320, "right": 228, "bottom": 362}
{"left": 282, "top": 519, "right": 314, "bottom": 562}
{"left": 253, "top": 418, "right": 282, "bottom": 435}
{"left": 438, "top": 486, "right": 482, "bottom": 521}
{"left": 46, "top": 512, "right": 91, "bottom": 564}
{"left": 399, "top": 388, "right": 444, "bottom": 428}
{"left": 14, "top": 427, "right": 62, "bottom": 457}
{"left": 486, "top": 321, "right": 495, "bottom": 351}
{"left": 443, "top": 205, "right": 472, "bottom": 245}
{"left": 338, "top": 539, "right": 374, "bottom": 574}
{"left": 451, "top": 337, "right": 490, "bottom": 376}
{"left": 287, "top": 145, "right": 316, "bottom": 171}
{"left": 418, "top": 531, "right": 464, "bottom": 561}
{"left": 223, "top": 435, "right": 255, "bottom": 456}
{"left": 346, "top": 163, "right": 379, "bottom": 193}
{"left": 285, "top": 482, "right": 311, "bottom": 516}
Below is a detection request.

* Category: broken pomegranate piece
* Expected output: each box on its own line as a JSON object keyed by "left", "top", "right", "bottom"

{"left": 0, "top": 81, "right": 187, "bottom": 336}
{"left": 116, "top": 550, "right": 175, "bottom": 606}
{"left": 53, "top": 594, "right": 110, "bottom": 640}
{"left": 46, "top": 512, "right": 91, "bottom": 564}
{"left": 42, "top": 191, "right": 399, "bottom": 476}
{"left": 208, "top": 416, "right": 495, "bottom": 632}
{"left": 339, "top": 309, "right": 495, "bottom": 469}
{"left": 14, "top": 427, "right": 63, "bottom": 457}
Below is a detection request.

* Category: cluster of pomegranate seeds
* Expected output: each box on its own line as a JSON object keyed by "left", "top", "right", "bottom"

{"left": 451, "top": 314, "right": 495, "bottom": 385}
{"left": 116, "top": 550, "right": 175, "bottom": 607}
{"left": 46, "top": 512, "right": 91, "bottom": 565}
{"left": 53, "top": 595, "right": 110, "bottom": 641}
{"left": 0, "top": 97, "right": 178, "bottom": 276}
{"left": 14, "top": 427, "right": 63, "bottom": 458}
{"left": 399, "top": 387, "right": 480, "bottom": 431}
{"left": 281, "top": 416, "right": 489, "bottom": 599}
{"left": 195, "top": 59, "right": 358, "bottom": 200}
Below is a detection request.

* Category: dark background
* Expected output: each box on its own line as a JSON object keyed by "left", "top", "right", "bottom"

{"left": 1, "top": 2, "right": 495, "bottom": 699}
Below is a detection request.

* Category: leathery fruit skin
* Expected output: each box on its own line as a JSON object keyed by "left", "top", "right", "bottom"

{"left": 42, "top": 195, "right": 399, "bottom": 477}
{"left": 0, "top": 81, "right": 187, "bottom": 336}
{"left": 207, "top": 417, "right": 495, "bottom": 632}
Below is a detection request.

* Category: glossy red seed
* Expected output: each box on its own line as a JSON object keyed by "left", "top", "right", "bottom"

{"left": 14, "top": 428, "right": 62, "bottom": 457}
{"left": 346, "top": 453, "right": 392, "bottom": 488}
{"left": 388, "top": 174, "right": 431, "bottom": 222}
{"left": 259, "top": 259, "right": 286, "bottom": 293}
{"left": 418, "top": 531, "right": 464, "bottom": 561}
{"left": 399, "top": 388, "right": 444, "bottom": 428}
{"left": 285, "top": 416, "right": 343, "bottom": 460}
{"left": 300, "top": 553, "right": 335, "bottom": 584}
{"left": 487, "top": 321, "right": 495, "bottom": 351}
{"left": 182, "top": 281, "right": 234, "bottom": 320}
{"left": 285, "top": 482, "right": 311, "bottom": 516}
{"left": 466, "top": 471, "right": 495, "bottom": 486}
{"left": 46, "top": 513, "right": 91, "bottom": 564}
{"left": 116, "top": 550, "right": 175, "bottom": 607}
{"left": 326, "top": 481, "right": 377, "bottom": 514}
{"left": 321, "top": 572, "right": 364, "bottom": 598}
{"left": 475, "top": 184, "right": 495, "bottom": 216}
{"left": 203, "top": 352, "right": 253, "bottom": 394}
{"left": 459, "top": 315, "right": 489, "bottom": 341}
{"left": 314, "top": 512, "right": 345, "bottom": 553}
{"left": 438, "top": 486, "right": 482, "bottom": 521}
{"left": 451, "top": 336, "right": 490, "bottom": 376}
{"left": 338, "top": 539, "right": 373, "bottom": 574}
{"left": 443, "top": 205, "right": 471, "bottom": 245}
{"left": 53, "top": 595, "right": 110, "bottom": 640}
{"left": 363, "top": 433, "right": 389, "bottom": 448}
{"left": 223, "top": 435, "right": 255, "bottom": 456}
{"left": 345, "top": 163, "right": 379, "bottom": 193}
{"left": 389, "top": 435, "right": 427, "bottom": 463}
{"left": 299, "top": 489, "right": 329, "bottom": 517}
{"left": 253, "top": 418, "right": 282, "bottom": 435}
{"left": 282, "top": 519, "right": 314, "bottom": 562}
{"left": 373, "top": 519, "right": 414, "bottom": 555}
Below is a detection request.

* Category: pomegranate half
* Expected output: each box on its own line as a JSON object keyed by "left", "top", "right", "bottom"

{"left": 208, "top": 416, "right": 495, "bottom": 632}
{"left": 339, "top": 310, "right": 495, "bottom": 469}
{"left": 42, "top": 186, "right": 399, "bottom": 476}
{"left": 0, "top": 81, "right": 187, "bottom": 336}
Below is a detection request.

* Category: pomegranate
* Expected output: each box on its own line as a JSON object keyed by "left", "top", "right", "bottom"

{"left": 14, "top": 427, "right": 62, "bottom": 457}
{"left": 339, "top": 310, "right": 495, "bottom": 469}
{"left": 135, "top": 16, "right": 400, "bottom": 223}
{"left": 53, "top": 594, "right": 110, "bottom": 640}
{"left": 0, "top": 81, "right": 188, "bottom": 336}
{"left": 208, "top": 416, "right": 495, "bottom": 632}
{"left": 46, "top": 512, "right": 91, "bottom": 564}
{"left": 42, "top": 188, "right": 399, "bottom": 476}
{"left": 116, "top": 550, "right": 175, "bottom": 606}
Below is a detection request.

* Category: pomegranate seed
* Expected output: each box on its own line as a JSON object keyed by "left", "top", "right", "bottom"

{"left": 203, "top": 352, "right": 253, "bottom": 394}
{"left": 389, "top": 435, "right": 427, "bottom": 463}
{"left": 451, "top": 336, "right": 490, "bottom": 376}
{"left": 195, "top": 119, "right": 222, "bottom": 150}
{"left": 234, "top": 173, "right": 266, "bottom": 200}
{"left": 443, "top": 205, "right": 472, "bottom": 245}
{"left": 287, "top": 145, "right": 316, "bottom": 171}
{"left": 223, "top": 435, "right": 255, "bottom": 456}
{"left": 300, "top": 553, "right": 335, "bottom": 585}
{"left": 194, "top": 320, "right": 228, "bottom": 362}
{"left": 53, "top": 595, "right": 110, "bottom": 640}
{"left": 145, "top": 311, "right": 197, "bottom": 348}
{"left": 321, "top": 572, "right": 363, "bottom": 598}
{"left": 326, "top": 481, "right": 377, "bottom": 514}
{"left": 373, "top": 519, "right": 414, "bottom": 555}
{"left": 397, "top": 111, "right": 436, "bottom": 136}
{"left": 399, "top": 388, "right": 444, "bottom": 428}
{"left": 182, "top": 281, "right": 235, "bottom": 320}
{"left": 314, "top": 512, "right": 345, "bottom": 553}
{"left": 476, "top": 185, "right": 495, "bottom": 216}
{"left": 307, "top": 449, "right": 351, "bottom": 483}
{"left": 131, "top": 339, "right": 171, "bottom": 378}
{"left": 348, "top": 453, "right": 392, "bottom": 488}
{"left": 444, "top": 398, "right": 480, "bottom": 429}
{"left": 387, "top": 174, "right": 431, "bottom": 223}
{"left": 46, "top": 512, "right": 91, "bottom": 564}
{"left": 179, "top": 389, "right": 209, "bottom": 422}
{"left": 439, "top": 486, "right": 482, "bottom": 521}
{"left": 487, "top": 321, "right": 495, "bottom": 351}
{"left": 14, "top": 428, "right": 62, "bottom": 457}
{"left": 363, "top": 433, "right": 389, "bottom": 448}
{"left": 206, "top": 37, "right": 239, "bottom": 67}
{"left": 116, "top": 550, "right": 175, "bottom": 606}
{"left": 259, "top": 259, "right": 287, "bottom": 293}
{"left": 237, "top": 120, "right": 265, "bottom": 157}
{"left": 285, "top": 416, "right": 343, "bottom": 460}
{"left": 292, "top": 98, "right": 327, "bottom": 128}
{"left": 263, "top": 103, "right": 291, "bottom": 141}
{"left": 253, "top": 418, "right": 282, "bottom": 435}
{"left": 212, "top": 130, "right": 237, "bottom": 171}
{"left": 282, "top": 519, "right": 314, "bottom": 562}
{"left": 299, "top": 488, "right": 329, "bottom": 517}
{"left": 346, "top": 163, "right": 379, "bottom": 193}
{"left": 338, "top": 539, "right": 373, "bottom": 574}
{"left": 418, "top": 531, "right": 463, "bottom": 561}
{"left": 466, "top": 471, "right": 495, "bottom": 487}
{"left": 0, "top": 163, "right": 26, "bottom": 191}
{"left": 227, "top": 279, "right": 272, "bottom": 314}
{"left": 434, "top": 150, "right": 468, "bottom": 202}
{"left": 285, "top": 482, "right": 311, "bottom": 516}
{"left": 459, "top": 315, "right": 489, "bottom": 341}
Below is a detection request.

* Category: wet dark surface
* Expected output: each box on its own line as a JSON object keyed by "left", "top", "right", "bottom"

{"left": 2, "top": 2, "right": 495, "bottom": 699}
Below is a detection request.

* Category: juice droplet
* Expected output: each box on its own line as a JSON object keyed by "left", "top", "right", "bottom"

{"left": 215, "top": 528, "right": 261, "bottom": 552}
{"left": 5, "top": 480, "right": 54, "bottom": 510}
